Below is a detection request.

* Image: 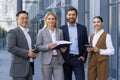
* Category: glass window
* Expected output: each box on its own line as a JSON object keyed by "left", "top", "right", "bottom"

{"left": 118, "top": 4, "right": 120, "bottom": 79}
{"left": 109, "top": 0, "right": 117, "bottom": 4}
{"left": 109, "top": 5, "right": 118, "bottom": 79}
{"left": 65, "top": 0, "right": 71, "bottom": 5}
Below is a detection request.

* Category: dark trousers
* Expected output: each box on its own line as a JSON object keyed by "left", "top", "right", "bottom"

{"left": 13, "top": 62, "right": 34, "bottom": 80}
{"left": 63, "top": 55, "right": 85, "bottom": 80}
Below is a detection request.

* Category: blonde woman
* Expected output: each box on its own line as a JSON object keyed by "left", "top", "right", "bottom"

{"left": 36, "top": 12, "right": 65, "bottom": 80}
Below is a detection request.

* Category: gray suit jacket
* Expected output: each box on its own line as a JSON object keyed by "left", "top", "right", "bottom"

{"left": 36, "top": 28, "right": 64, "bottom": 64}
{"left": 7, "top": 27, "right": 34, "bottom": 77}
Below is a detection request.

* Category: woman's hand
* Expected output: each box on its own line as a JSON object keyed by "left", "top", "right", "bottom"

{"left": 93, "top": 47, "right": 100, "bottom": 53}
{"left": 87, "top": 47, "right": 94, "bottom": 53}
{"left": 48, "top": 43, "right": 57, "bottom": 49}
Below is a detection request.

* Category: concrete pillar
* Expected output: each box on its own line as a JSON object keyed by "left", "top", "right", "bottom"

{"left": 60, "top": 0, "right": 66, "bottom": 25}
{"left": 78, "top": 0, "right": 85, "bottom": 25}
{"left": 17, "top": 0, "right": 22, "bottom": 12}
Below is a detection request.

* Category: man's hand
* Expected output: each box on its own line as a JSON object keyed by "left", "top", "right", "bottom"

{"left": 78, "top": 56, "right": 85, "bottom": 62}
{"left": 28, "top": 50, "right": 37, "bottom": 58}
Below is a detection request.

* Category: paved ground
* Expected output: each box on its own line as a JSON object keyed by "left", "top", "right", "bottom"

{"left": 0, "top": 50, "right": 42, "bottom": 80}
{"left": 0, "top": 50, "right": 88, "bottom": 80}
{"left": 0, "top": 50, "right": 12, "bottom": 80}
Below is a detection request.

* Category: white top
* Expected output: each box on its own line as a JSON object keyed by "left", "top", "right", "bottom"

{"left": 19, "top": 25, "right": 33, "bottom": 62}
{"left": 91, "top": 29, "right": 114, "bottom": 55}
{"left": 49, "top": 28, "right": 58, "bottom": 55}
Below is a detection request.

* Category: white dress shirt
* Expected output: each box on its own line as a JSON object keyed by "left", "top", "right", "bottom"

{"left": 19, "top": 25, "right": 33, "bottom": 62}
{"left": 90, "top": 29, "right": 114, "bottom": 55}
{"left": 49, "top": 28, "right": 58, "bottom": 55}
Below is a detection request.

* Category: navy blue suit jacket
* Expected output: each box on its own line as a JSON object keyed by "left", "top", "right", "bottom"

{"left": 60, "top": 23, "right": 88, "bottom": 63}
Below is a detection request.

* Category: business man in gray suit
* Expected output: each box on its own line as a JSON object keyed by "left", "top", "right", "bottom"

{"left": 36, "top": 12, "right": 65, "bottom": 80}
{"left": 7, "top": 11, "right": 37, "bottom": 80}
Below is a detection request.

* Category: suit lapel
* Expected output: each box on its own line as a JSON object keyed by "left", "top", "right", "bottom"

{"left": 56, "top": 28, "right": 60, "bottom": 41}
{"left": 45, "top": 28, "right": 52, "bottom": 42}
{"left": 77, "top": 24, "right": 81, "bottom": 40}
{"left": 28, "top": 31, "right": 34, "bottom": 48}
{"left": 65, "top": 25, "right": 70, "bottom": 41}
{"left": 17, "top": 27, "right": 27, "bottom": 41}
{"left": 17, "top": 27, "right": 29, "bottom": 48}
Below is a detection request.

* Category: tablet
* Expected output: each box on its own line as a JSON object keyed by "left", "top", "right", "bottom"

{"left": 85, "top": 44, "right": 93, "bottom": 48}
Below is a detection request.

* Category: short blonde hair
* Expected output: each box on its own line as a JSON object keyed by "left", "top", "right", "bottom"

{"left": 43, "top": 12, "right": 58, "bottom": 29}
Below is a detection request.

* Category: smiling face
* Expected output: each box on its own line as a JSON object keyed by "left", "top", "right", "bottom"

{"left": 16, "top": 13, "right": 29, "bottom": 28}
{"left": 66, "top": 10, "right": 77, "bottom": 25}
{"left": 93, "top": 17, "right": 103, "bottom": 31}
{"left": 46, "top": 14, "right": 56, "bottom": 28}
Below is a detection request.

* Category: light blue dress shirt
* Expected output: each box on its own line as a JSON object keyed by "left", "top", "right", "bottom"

{"left": 68, "top": 23, "right": 79, "bottom": 55}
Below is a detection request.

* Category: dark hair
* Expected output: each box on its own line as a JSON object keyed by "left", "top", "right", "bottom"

{"left": 16, "top": 11, "right": 28, "bottom": 17}
{"left": 66, "top": 6, "right": 78, "bottom": 15}
{"left": 93, "top": 16, "right": 103, "bottom": 22}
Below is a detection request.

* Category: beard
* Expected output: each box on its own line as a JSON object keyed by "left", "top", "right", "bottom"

{"left": 67, "top": 18, "right": 76, "bottom": 24}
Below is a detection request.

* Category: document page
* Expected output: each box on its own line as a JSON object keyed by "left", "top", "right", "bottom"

{"left": 55, "top": 41, "right": 72, "bottom": 45}
{"left": 52, "top": 40, "right": 72, "bottom": 49}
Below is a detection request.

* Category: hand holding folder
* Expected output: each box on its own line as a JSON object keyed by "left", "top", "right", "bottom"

{"left": 32, "top": 48, "right": 40, "bottom": 53}
{"left": 51, "top": 41, "right": 72, "bottom": 50}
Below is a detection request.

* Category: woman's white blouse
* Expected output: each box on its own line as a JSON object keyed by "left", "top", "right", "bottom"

{"left": 90, "top": 29, "right": 114, "bottom": 55}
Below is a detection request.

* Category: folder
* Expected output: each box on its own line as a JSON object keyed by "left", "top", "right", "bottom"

{"left": 32, "top": 48, "right": 40, "bottom": 53}
{"left": 51, "top": 41, "right": 72, "bottom": 50}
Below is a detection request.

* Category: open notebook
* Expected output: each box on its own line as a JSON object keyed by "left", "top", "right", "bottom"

{"left": 51, "top": 40, "right": 72, "bottom": 50}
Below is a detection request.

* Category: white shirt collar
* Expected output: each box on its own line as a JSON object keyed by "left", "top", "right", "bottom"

{"left": 18, "top": 25, "right": 29, "bottom": 33}
{"left": 94, "top": 29, "right": 104, "bottom": 35}
{"left": 67, "top": 22, "right": 77, "bottom": 27}
{"left": 48, "top": 28, "right": 56, "bottom": 34}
